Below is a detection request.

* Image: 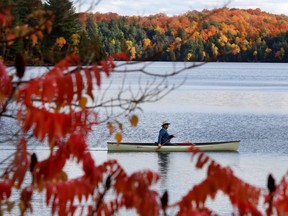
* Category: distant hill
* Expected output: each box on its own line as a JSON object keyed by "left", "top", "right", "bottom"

{"left": 79, "top": 8, "right": 288, "bottom": 62}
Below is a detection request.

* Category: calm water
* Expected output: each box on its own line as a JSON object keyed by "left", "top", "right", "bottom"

{"left": 2, "top": 62, "right": 288, "bottom": 215}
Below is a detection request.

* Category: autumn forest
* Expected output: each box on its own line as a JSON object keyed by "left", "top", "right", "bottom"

{"left": 3, "top": 0, "right": 288, "bottom": 64}
{"left": 84, "top": 8, "right": 288, "bottom": 62}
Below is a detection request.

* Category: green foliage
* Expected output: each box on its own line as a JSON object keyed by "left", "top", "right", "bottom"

{"left": 44, "top": 0, "right": 80, "bottom": 41}
{"left": 78, "top": 15, "right": 107, "bottom": 63}
{"left": 42, "top": 0, "right": 81, "bottom": 62}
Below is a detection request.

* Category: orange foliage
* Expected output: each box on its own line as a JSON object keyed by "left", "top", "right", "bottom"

{"left": 0, "top": 9, "right": 52, "bottom": 46}
{"left": 89, "top": 8, "right": 288, "bottom": 61}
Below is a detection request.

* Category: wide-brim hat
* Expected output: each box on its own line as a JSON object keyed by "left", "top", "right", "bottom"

{"left": 162, "top": 120, "right": 170, "bottom": 126}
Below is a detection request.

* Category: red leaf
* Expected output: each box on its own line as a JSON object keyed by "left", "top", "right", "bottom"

{"left": 64, "top": 75, "right": 74, "bottom": 104}
{"left": 93, "top": 66, "right": 101, "bottom": 87}
{"left": 42, "top": 77, "right": 56, "bottom": 102}
{"left": 100, "top": 60, "right": 110, "bottom": 77}
{"left": 56, "top": 77, "right": 64, "bottom": 106}
{"left": 196, "top": 153, "right": 210, "bottom": 168}
{"left": 5, "top": 138, "right": 29, "bottom": 189}
{"left": 108, "top": 57, "right": 116, "bottom": 70}
{"left": 113, "top": 52, "right": 129, "bottom": 61}
{"left": 0, "top": 61, "right": 12, "bottom": 101}
{"left": 46, "top": 184, "right": 53, "bottom": 205}
{"left": 75, "top": 71, "right": 83, "bottom": 101}
{"left": 85, "top": 69, "right": 94, "bottom": 100}
{"left": 0, "top": 181, "right": 12, "bottom": 200}
{"left": 54, "top": 54, "right": 79, "bottom": 70}
{"left": 20, "top": 186, "right": 33, "bottom": 214}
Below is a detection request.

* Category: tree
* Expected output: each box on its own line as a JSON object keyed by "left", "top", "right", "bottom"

{"left": 42, "top": 0, "right": 81, "bottom": 62}
{"left": 78, "top": 15, "right": 106, "bottom": 63}
{"left": 0, "top": 0, "right": 43, "bottom": 62}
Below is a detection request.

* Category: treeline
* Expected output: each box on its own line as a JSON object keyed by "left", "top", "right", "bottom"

{"left": 3, "top": 0, "right": 288, "bottom": 63}
{"left": 81, "top": 8, "right": 288, "bottom": 62}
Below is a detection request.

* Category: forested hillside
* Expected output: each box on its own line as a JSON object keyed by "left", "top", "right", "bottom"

{"left": 3, "top": 1, "right": 288, "bottom": 63}
{"left": 79, "top": 8, "right": 288, "bottom": 62}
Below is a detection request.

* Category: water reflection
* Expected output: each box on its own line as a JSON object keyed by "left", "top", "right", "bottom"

{"left": 157, "top": 152, "right": 170, "bottom": 193}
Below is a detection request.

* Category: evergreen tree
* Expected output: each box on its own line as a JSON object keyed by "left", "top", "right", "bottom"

{"left": 42, "top": 0, "right": 81, "bottom": 62}
{"left": 79, "top": 15, "right": 106, "bottom": 64}
{"left": 45, "top": 0, "right": 80, "bottom": 40}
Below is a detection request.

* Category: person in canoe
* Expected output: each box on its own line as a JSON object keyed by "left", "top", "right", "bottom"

{"left": 157, "top": 121, "right": 176, "bottom": 148}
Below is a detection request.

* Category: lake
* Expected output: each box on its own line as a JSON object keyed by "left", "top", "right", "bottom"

{"left": 2, "top": 62, "right": 288, "bottom": 215}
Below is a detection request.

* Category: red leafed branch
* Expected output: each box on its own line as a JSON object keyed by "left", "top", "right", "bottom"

{"left": 0, "top": 61, "right": 12, "bottom": 103}
{"left": 46, "top": 177, "right": 95, "bottom": 215}
{"left": 172, "top": 151, "right": 262, "bottom": 215}
{"left": 112, "top": 169, "right": 160, "bottom": 216}
{"left": 269, "top": 172, "right": 288, "bottom": 215}
{"left": 3, "top": 139, "right": 29, "bottom": 189}
{"left": 20, "top": 105, "right": 97, "bottom": 144}
{"left": 16, "top": 55, "right": 115, "bottom": 108}
{"left": 19, "top": 186, "right": 33, "bottom": 215}
{"left": 44, "top": 158, "right": 158, "bottom": 216}
{"left": 44, "top": 160, "right": 116, "bottom": 215}
{"left": 32, "top": 134, "right": 89, "bottom": 185}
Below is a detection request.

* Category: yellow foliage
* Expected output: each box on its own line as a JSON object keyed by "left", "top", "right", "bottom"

{"left": 143, "top": 38, "right": 151, "bottom": 49}
{"left": 56, "top": 37, "right": 66, "bottom": 49}
{"left": 71, "top": 33, "right": 80, "bottom": 46}
{"left": 130, "top": 47, "right": 136, "bottom": 60}
{"left": 126, "top": 40, "right": 133, "bottom": 51}
{"left": 155, "top": 26, "right": 164, "bottom": 34}
{"left": 111, "top": 39, "right": 116, "bottom": 45}
{"left": 211, "top": 43, "right": 219, "bottom": 57}
{"left": 202, "top": 51, "right": 206, "bottom": 58}
{"left": 187, "top": 53, "right": 192, "bottom": 61}
{"left": 218, "top": 34, "right": 228, "bottom": 47}
{"left": 241, "top": 39, "right": 249, "bottom": 51}
{"left": 230, "top": 43, "right": 240, "bottom": 55}
{"left": 175, "top": 37, "right": 182, "bottom": 43}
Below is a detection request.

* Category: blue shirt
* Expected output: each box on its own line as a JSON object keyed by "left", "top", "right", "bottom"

{"left": 158, "top": 128, "right": 172, "bottom": 144}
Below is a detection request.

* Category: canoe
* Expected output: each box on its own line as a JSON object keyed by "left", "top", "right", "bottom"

{"left": 107, "top": 140, "right": 240, "bottom": 152}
